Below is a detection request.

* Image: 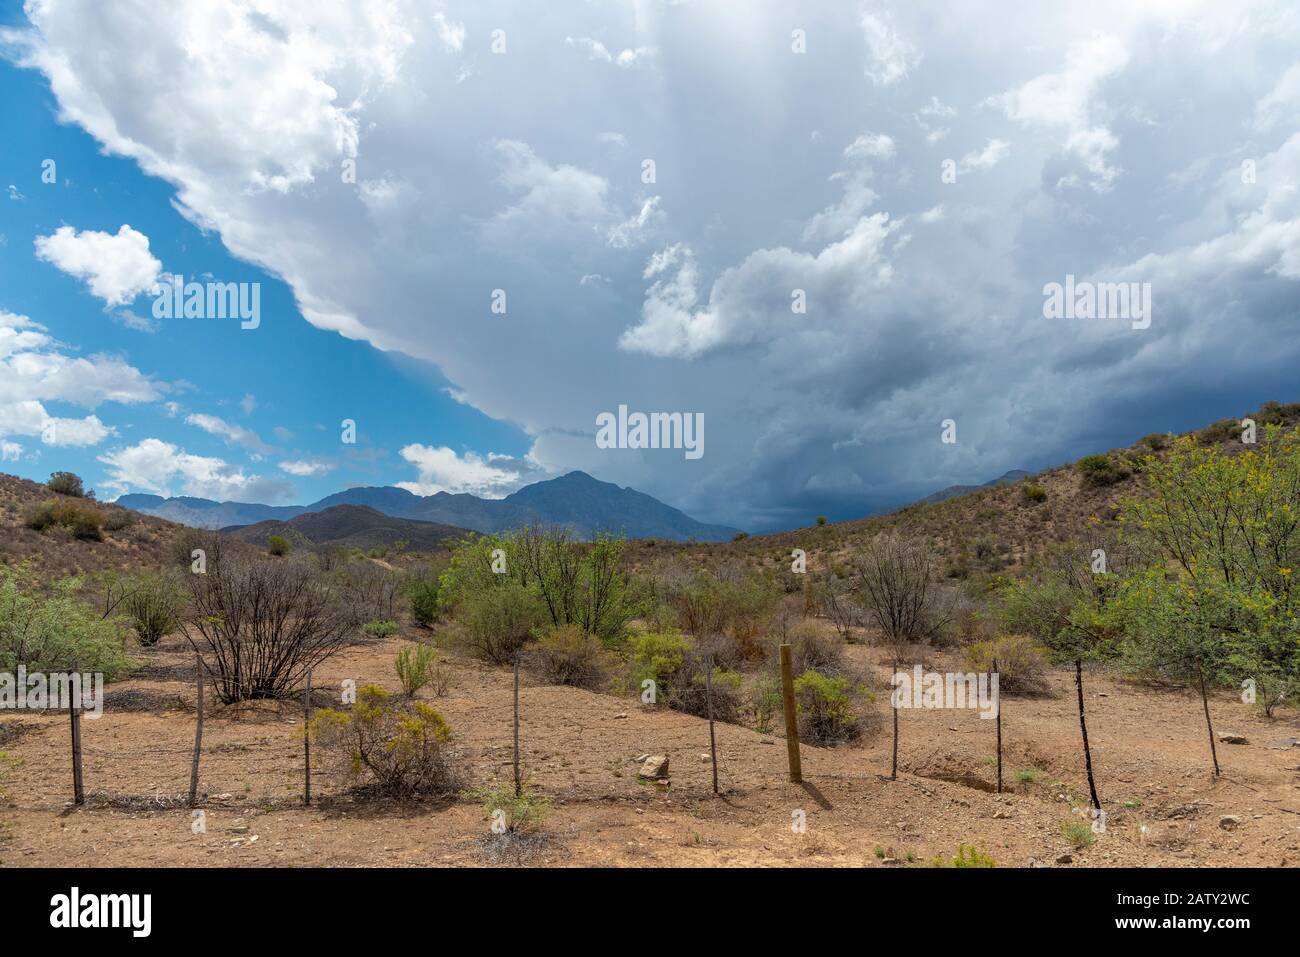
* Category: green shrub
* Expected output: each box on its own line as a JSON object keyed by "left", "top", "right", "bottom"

{"left": 447, "top": 579, "right": 546, "bottom": 664}
{"left": 526, "top": 624, "right": 611, "bottom": 690}
{"left": 102, "top": 509, "right": 135, "bottom": 532}
{"left": 46, "top": 471, "right": 87, "bottom": 497}
{"left": 408, "top": 578, "right": 440, "bottom": 628}
{"left": 308, "top": 684, "right": 459, "bottom": 796}
{"left": 0, "top": 569, "right": 133, "bottom": 677}
{"left": 1075, "top": 454, "right": 1131, "bottom": 488}
{"left": 25, "top": 499, "right": 105, "bottom": 540}
{"left": 816, "top": 516, "right": 827, "bottom": 526}
{"left": 122, "top": 573, "right": 184, "bottom": 647}
{"left": 962, "top": 633, "right": 1051, "bottom": 696}
{"left": 266, "top": 534, "right": 291, "bottom": 556}
{"left": 794, "top": 669, "right": 872, "bottom": 744}
{"left": 467, "top": 783, "right": 549, "bottom": 834}
{"left": 363, "top": 619, "right": 399, "bottom": 639}
{"left": 627, "top": 628, "right": 693, "bottom": 700}
{"left": 1020, "top": 483, "right": 1047, "bottom": 504}
{"left": 394, "top": 642, "right": 446, "bottom": 697}
{"left": 931, "top": 844, "right": 996, "bottom": 868}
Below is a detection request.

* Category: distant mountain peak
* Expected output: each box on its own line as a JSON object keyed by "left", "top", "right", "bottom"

{"left": 117, "top": 470, "right": 740, "bottom": 542}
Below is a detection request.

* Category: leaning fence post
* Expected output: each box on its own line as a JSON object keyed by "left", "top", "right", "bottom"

{"left": 189, "top": 654, "right": 205, "bottom": 807}
{"left": 303, "top": 669, "right": 313, "bottom": 806}
{"left": 705, "top": 656, "right": 719, "bottom": 795}
{"left": 69, "top": 658, "right": 84, "bottom": 806}
{"left": 779, "top": 644, "right": 802, "bottom": 784}
{"left": 993, "top": 657, "right": 1003, "bottom": 794}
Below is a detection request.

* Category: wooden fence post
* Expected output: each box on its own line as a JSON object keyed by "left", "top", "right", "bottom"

{"left": 993, "top": 657, "right": 1003, "bottom": 794}
{"left": 189, "top": 654, "right": 205, "bottom": 807}
{"left": 303, "top": 669, "right": 312, "bottom": 806}
{"left": 69, "top": 659, "right": 84, "bottom": 806}
{"left": 706, "top": 656, "right": 719, "bottom": 795}
{"left": 779, "top": 644, "right": 801, "bottom": 784}
{"left": 513, "top": 655, "right": 522, "bottom": 798}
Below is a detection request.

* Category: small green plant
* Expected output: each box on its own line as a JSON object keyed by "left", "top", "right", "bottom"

{"left": 467, "top": 783, "right": 549, "bottom": 835}
{"left": 1061, "top": 819, "right": 1095, "bottom": 849}
{"left": 266, "top": 534, "right": 291, "bottom": 556}
{"left": 394, "top": 642, "right": 440, "bottom": 697}
{"left": 363, "top": 619, "right": 399, "bottom": 639}
{"left": 932, "top": 844, "right": 996, "bottom": 868}
{"left": 1020, "top": 483, "right": 1047, "bottom": 504}
{"left": 816, "top": 515, "right": 828, "bottom": 526}
{"left": 1016, "top": 768, "right": 1043, "bottom": 784}
{"left": 874, "top": 845, "right": 887, "bottom": 859}
{"left": 1123, "top": 798, "right": 1143, "bottom": 809}
{"left": 1075, "top": 453, "right": 1131, "bottom": 488}
{"left": 748, "top": 671, "right": 783, "bottom": 733}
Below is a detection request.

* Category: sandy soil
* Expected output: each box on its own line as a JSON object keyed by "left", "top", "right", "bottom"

{"left": 2, "top": 633, "right": 1299, "bottom": 868}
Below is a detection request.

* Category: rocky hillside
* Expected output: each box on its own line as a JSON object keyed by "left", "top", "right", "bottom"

{"left": 222, "top": 504, "right": 468, "bottom": 552}
{"left": 628, "top": 399, "right": 1300, "bottom": 579}
{"left": 0, "top": 472, "right": 183, "bottom": 579}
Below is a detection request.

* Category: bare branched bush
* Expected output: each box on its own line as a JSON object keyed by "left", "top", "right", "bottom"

{"left": 180, "top": 557, "right": 360, "bottom": 703}
{"left": 852, "top": 534, "right": 952, "bottom": 650}
{"left": 335, "top": 559, "right": 402, "bottom": 624}
{"left": 821, "top": 577, "right": 863, "bottom": 642}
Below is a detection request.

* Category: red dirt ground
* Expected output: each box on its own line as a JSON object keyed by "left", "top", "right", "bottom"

{"left": 2, "top": 633, "right": 1298, "bottom": 867}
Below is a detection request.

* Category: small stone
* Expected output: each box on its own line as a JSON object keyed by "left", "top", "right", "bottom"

{"left": 613, "top": 712, "right": 628, "bottom": 720}
{"left": 639, "top": 755, "right": 669, "bottom": 779}
{"left": 993, "top": 810, "right": 1010, "bottom": 819}
{"left": 633, "top": 753, "right": 649, "bottom": 763}
{"left": 1055, "top": 854, "right": 1073, "bottom": 864}
{"left": 230, "top": 824, "right": 250, "bottom": 834}
{"left": 699, "top": 753, "right": 711, "bottom": 762}
{"left": 1219, "top": 815, "right": 1244, "bottom": 830}
{"left": 1219, "top": 733, "right": 1249, "bottom": 745}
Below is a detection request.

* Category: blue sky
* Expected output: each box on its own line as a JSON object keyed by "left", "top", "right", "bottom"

{"left": 0, "top": 0, "right": 530, "bottom": 508}
{"left": 2, "top": 1, "right": 1300, "bottom": 533}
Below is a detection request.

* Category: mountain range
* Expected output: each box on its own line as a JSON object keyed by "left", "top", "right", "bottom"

{"left": 221, "top": 504, "right": 468, "bottom": 552}
{"left": 116, "top": 470, "right": 742, "bottom": 542}
{"left": 916, "top": 469, "right": 1032, "bottom": 505}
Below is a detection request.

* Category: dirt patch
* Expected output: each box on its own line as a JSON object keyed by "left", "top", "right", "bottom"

{"left": 2, "top": 633, "right": 1299, "bottom": 867}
